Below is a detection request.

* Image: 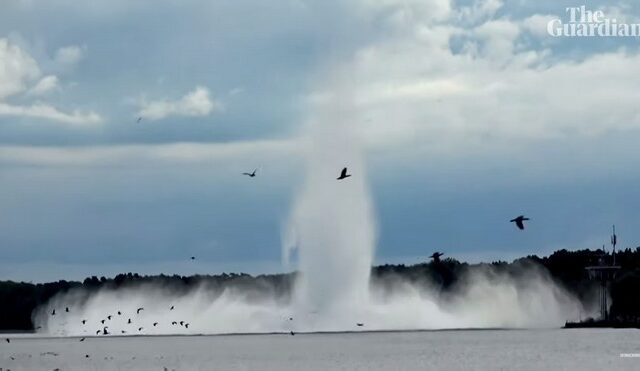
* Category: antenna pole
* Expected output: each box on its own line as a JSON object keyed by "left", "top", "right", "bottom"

{"left": 611, "top": 225, "right": 617, "bottom": 266}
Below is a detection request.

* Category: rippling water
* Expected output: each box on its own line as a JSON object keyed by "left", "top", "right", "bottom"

{"left": 1, "top": 329, "right": 638, "bottom": 370}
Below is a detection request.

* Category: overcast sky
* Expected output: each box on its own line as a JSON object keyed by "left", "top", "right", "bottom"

{"left": 1, "top": 0, "right": 640, "bottom": 282}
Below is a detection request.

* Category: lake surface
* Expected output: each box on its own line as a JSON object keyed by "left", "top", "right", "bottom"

{"left": 1, "top": 329, "right": 638, "bottom": 370}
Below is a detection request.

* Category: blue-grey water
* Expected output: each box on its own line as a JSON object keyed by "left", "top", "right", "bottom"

{"left": 1, "top": 329, "right": 638, "bottom": 370}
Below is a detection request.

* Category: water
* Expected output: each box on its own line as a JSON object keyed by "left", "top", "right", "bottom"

{"left": 2, "top": 329, "right": 638, "bottom": 370}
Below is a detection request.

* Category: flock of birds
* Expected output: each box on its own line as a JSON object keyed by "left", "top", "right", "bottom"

{"left": 2, "top": 304, "right": 360, "bottom": 366}
{"left": 2, "top": 305, "right": 197, "bottom": 365}
{"left": 46, "top": 305, "right": 191, "bottom": 337}
{"left": 2, "top": 164, "right": 531, "bottom": 368}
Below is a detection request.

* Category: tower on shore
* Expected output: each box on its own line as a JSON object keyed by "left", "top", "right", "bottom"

{"left": 585, "top": 225, "right": 621, "bottom": 320}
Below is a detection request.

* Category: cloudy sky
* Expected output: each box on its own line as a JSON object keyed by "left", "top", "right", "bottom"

{"left": 1, "top": 0, "right": 639, "bottom": 282}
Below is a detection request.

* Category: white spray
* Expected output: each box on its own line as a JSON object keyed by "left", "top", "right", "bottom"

{"left": 33, "top": 63, "right": 590, "bottom": 336}
{"left": 283, "top": 68, "right": 376, "bottom": 323}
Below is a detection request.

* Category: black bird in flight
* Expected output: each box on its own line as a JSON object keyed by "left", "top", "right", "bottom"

{"left": 51, "top": 309, "right": 56, "bottom": 316}
{"left": 103, "top": 327, "right": 109, "bottom": 335}
{"left": 172, "top": 321, "right": 177, "bottom": 325}
{"left": 127, "top": 318, "right": 132, "bottom": 324}
{"left": 136, "top": 117, "right": 142, "bottom": 123}
{"left": 85, "top": 354, "right": 90, "bottom": 358}
{"left": 65, "top": 307, "right": 70, "bottom": 313}
{"left": 242, "top": 169, "right": 257, "bottom": 177}
{"left": 79, "top": 338, "right": 85, "bottom": 342}
{"left": 121, "top": 330, "right": 127, "bottom": 334}
{"left": 138, "top": 327, "right": 143, "bottom": 331}
{"left": 170, "top": 306, "right": 175, "bottom": 310}
{"left": 153, "top": 322, "right": 158, "bottom": 327}
{"left": 185, "top": 323, "right": 189, "bottom": 329}
{"left": 179, "top": 321, "right": 184, "bottom": 326}
{"left": 81, "top": 319, "right": 87, "bottom": 325}
{"left": 510, "top": 215, "right": 530, "bottom": 230}
{"left": 191, "top": 256, "right": 195, "bottom": 260}
{"left": 117, "top": 311, "right": 122, "bottom": 315}
{"left": 290, "top": 331, "right": 295, "bottom": 336}
{"left": 96, "top": 330, "right": 101, "bottom": 335}
{"left": 136, "top": 307, "right": 144, "bottom": 314}
{"left": 337, "top": 167, "right": 351, "bottom": 180}
{"left": 107, "top": 315, "right": 112, "bottom": 320}
{"left": 5, "top": 338, "right": 9, "bottom": 343}
{"left": 356, "top": 323, "right": 364, "bottom": 327}
{"left": 429, "top": 252, "right": 444, "bottom": 263}
{"left": 101, "top": 320, "right": 105, "bottom": 324}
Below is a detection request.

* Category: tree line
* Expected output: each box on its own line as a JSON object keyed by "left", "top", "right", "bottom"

{"left": 1, "top": 248, "right": 638, "bottom": 331}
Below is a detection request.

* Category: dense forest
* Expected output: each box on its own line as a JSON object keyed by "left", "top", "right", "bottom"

{"left": 1, "top": 248, "right": 639, "bottom": 331}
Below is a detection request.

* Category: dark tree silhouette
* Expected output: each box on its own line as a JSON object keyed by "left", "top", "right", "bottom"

{"left": 0, "top": 248, "right": 638, "bottom": 331}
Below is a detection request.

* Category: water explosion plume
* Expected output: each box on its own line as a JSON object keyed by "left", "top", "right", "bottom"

{"left": 282, "top": 69, "right": 376, "bottom": 320}
{"left": 33, "top": 65, "right": 590, "bottom": 336}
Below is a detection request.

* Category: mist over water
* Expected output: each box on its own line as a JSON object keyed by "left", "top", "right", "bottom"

{"left": 35, "top": 263, "right": 585, "bottom": 336}
{"left": 34, "top": 68, "right": 588, "bottom": 337}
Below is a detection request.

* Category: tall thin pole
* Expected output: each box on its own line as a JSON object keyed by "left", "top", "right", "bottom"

{"left": 611, "top": 225, "right": 617, "bottom": 266}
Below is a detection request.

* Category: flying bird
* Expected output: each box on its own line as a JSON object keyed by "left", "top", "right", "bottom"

{"left": 290, "top": 331, "right": 295, "bottom": 336}
{"left": 5, "top": 338, "right": 9, "bottom": 343}
{"left": 337, "top": 167, "right": 351, "bottom": 180}
{"left": 172, "top": 321, "right": 177, "bottom": 325}
{"left": 136, "top": 117, "right": 142, "bottom": 123}
{"left": 103, "top": 327, "right": 109, "bottom": 335}
{"left": 179, "top": 321, "right": 184, "bottom": 326}
{"left": 127, "top": 318, "right": 132, "bottom": 324}
{"left": 79, "top": 338, "right": 85, "bottom": 342}
{"left": 356, "top": 323, "right": 364, "bottom": 327}
{"left": 185, "top": 323, "right": 189, "bottom": 329}
{"left": 101, "top": 320, "right": 105, "bottom": 324}
{"left": 153, "top": 322, "right": 158, "bottom": 327}
{"left": 107, "top": 315, "right": 112, "bottom": 320}
{"left": 81, "top": 320, "right": 87, "bottom": 325}
{"left": 138, "top": 327, "right": 143, "bottom": 331}
{"left": 136, "top": 307, "right": 144, "bottom": 314}
{"left": 65, "top": 307, "right": 69, "bottom": 313}
{"left": 190, "top": 256, "right": 195, "bottom": 260}
{"left": 96, "top": 330, "right": 101, "bottom": 335}
{"left": 51, "top": 309, "right": 56, "bottom": 316}
{"left": 510, "top": 215, "right": 530, "bottom": 230}
{"left": 117, "top": 311, "right": 122, "bottom": 315}
{"left": 170, "top": 306, "right": 174, "bottom": 310}
{"left": 242, "top": 169, "right": 257, "bottom": 177}
{"left": 429, "top": 252, "right": 444, "bottom": 263}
